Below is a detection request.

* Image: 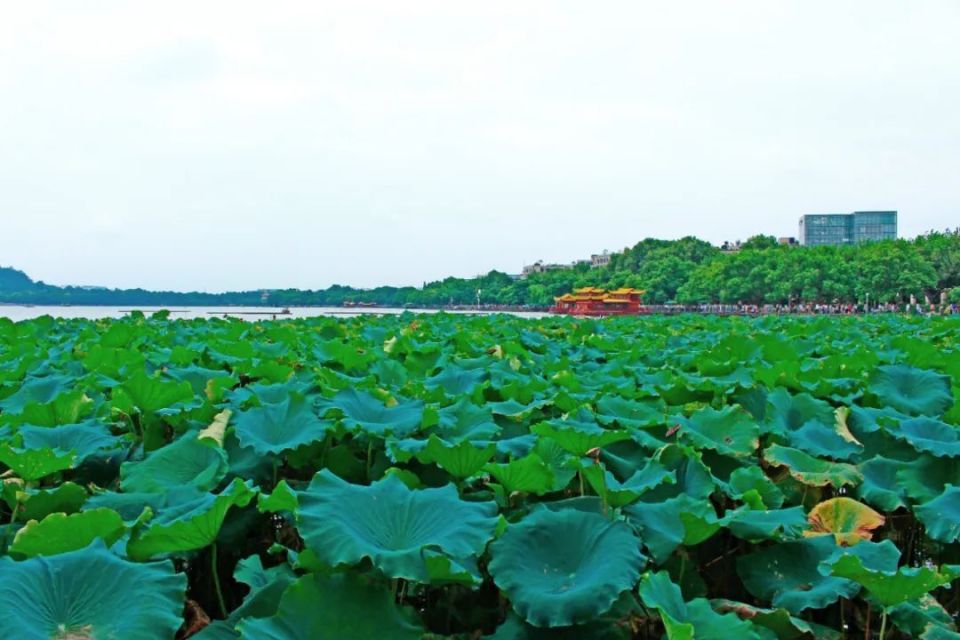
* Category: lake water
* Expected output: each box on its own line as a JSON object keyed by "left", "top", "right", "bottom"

{"left": 0, "top": 305, "right": 549, "bottom": 322}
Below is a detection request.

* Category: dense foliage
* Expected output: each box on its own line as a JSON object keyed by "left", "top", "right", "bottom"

{"left": 1, "top": 312, "right": 959, "bottom": 638}
{"left": 3, "top": 230, "right": 960, "bottom": 307}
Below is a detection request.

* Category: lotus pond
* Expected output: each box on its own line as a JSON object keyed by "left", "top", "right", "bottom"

{"left": 1, "top": 312, "right": 960, "bottom": 639}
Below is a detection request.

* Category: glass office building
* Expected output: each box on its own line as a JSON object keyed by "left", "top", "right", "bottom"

{"left": 799, "top": 211, "right": 897, "bottom": 246}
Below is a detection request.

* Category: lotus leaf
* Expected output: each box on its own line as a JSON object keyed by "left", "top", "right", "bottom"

{"left": 868, "top": 365, "right": 953, "bottom": 417}
{"left": 764, "top": 444, "right": 862, "bottom": 487}
{"left": 738, "top": 536, "right": 883, "bottom": 613}
{"left": 678, "top": 406, "right": 760, "bottom": 459}
{"left": 489, "top": 507, "right": 645, "bottom": 627}
{"left": 237, "top": 573, "right": 424, "bottom": 639}
{"left": 0, "top": 542, "right": 185, "bottom": 640}
{"left": 891, "top": 417, "right": 960, "bottom": 458}
{"left": 296, "top": 469, "right": 497, "bottom": 581}
{"left": 10, "top": 508, "right": 126, "bottom": 557}
{"left": 805, "top": 497, "right": 885, "bottom": 545}
{"left": 826, "top": 554, "right": 960, "bottom": 608}
{"left": 126, "top": 479, "right": 256, "bottom": 560}
{"left": 914, "top": 485, "right": 960, "bottom": 543}
{"left": 234, "top": 392, "right": 331, "bottom": 456}
{"left": 331, "top": 388, "right": 424, "bottom": 437}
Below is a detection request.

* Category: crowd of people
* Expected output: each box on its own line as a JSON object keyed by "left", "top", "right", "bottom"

{"left": 646, "top": 303, "right": 960, "bottom": 316}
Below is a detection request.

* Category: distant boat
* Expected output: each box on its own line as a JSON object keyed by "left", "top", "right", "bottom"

{"left": 280, "top": 307, "right": 291, "bottom": 315}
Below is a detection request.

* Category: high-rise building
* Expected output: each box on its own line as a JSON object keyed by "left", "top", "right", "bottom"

{"left": 798, "top": 211, "right": 897, "bottom": 246}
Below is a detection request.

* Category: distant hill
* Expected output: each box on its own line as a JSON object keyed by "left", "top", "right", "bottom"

{"left": 2, "top": 230, "right": 959, "bottom": 307}
{"left": 0, "top": 267, "right": 37, "bottom": 292}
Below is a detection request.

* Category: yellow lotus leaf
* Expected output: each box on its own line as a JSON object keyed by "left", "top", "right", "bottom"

{"left": 805, "top": 497, "right": 885, "bottom": 546}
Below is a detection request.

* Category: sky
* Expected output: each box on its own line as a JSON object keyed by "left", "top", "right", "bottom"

{"left": 1, "top": 1, "right": 958, "bottom": 292}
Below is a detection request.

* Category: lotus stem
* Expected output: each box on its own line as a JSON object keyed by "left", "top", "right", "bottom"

{"left": 211, "top": 543, "right": 228, "bottom": 619}
{"left": 878, "top": 610, "right": 887, "bottom": 639}
{"left": 367, "top": 440, "right": 374, "bottom": 482}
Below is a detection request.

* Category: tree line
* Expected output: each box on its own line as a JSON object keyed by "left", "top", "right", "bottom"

{"left": 2, "top": 230, "right": 959, "bottom": 307}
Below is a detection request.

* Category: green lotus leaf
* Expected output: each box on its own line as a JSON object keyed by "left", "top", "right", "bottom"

{"left": 726, "top": 506, "right": 807, "bottom": 542}
{"left": 120, "top": 431, "right": 228, "bottom": 493}
{"left": 234, "top": 392, "right": 331, "bottom": 456}
{"left": 710, "top": 600, "right": 822, "bottom": 639}
{"left": 679, "top": 406, "right": 760, "bottom": 459}
{"left": 868, "top": 365, "right": 954, "bottom": 417}
{"left": 915, "top": 485, "right": 960, "bottom": 543}
{"left": 642, "top": 444, "right": 715, "bottom": 502}
{"left": 805, "top": 497, "right": 885, "bottom": 545}
{"left": 13, "top": 482, "right": 88, "bottom": 521}
{"left": 436, "top": 398, "right": 500, "bottom": 441}
{"left": 595, "top": 395, "right": 666, "bottom": 429}
{"left": 0, "top": 541, "right": 186, "bottom": 640}
{"left": 485, "top": 454, "right": 555, "bottom": 495}
{"left": 0, "top": 374, "right": 74, "bottom": 415}
{"left": 531, "top": 418, "right": 630, "bottom": 456}
{"left": 257, "top": 479, "right": 299, "bottom": 514}
{"left": 625, "top": 494, "right": 723, "bottom": 563}
{"left": 763, "top": 388, "right": 835, "bottom": 437}
{"left": 112, "top": 369, "right": 195, "bottom": 416}
{"left": 10, "top": 508, "right": 126, "bottom": 558}
{"left": 581, "top": 458, "right": 674, "bottom": 508}
{"left": 722, "top": 465, "right": 785, "bottom": 509}
{"left": 228, "top": 554, "right": 297, "bottom": 624}
{"left": 879, "top": 594, "right": 955, "bottom": 637}
{"left": 126, "top": 478, "right": 256, "bottom": 560}
{"left": 296, "top": 469, "right": 497, "bottom": 581}
{"left": 738, "top": 536, "right": 876, "bottom": 613}
{"left": 897, "top": 454, "right": 960, "bottom": 503}
{"left": 19, "top": 420, "right": 123, "bottom": 461}
{"left": 83, "top": 490, "right": 165, "bottom": 523}
{"left": 639, "top": 571, "right": 773, "bottom": 640}
{"left": 891, "top": 417, "right": 960, "bottom": 457}
{"left": 331, "top": 388, "right": 424, "bottom": 438}
{"left": 921, "top": 626, "right": 960, "bottom": 640}
{"left": 789, "top": 418, "right": 863, "bottom": 461}
{"left": 426, "top": 365, "right": 487, "bottom": 394}
{"left": 424, "top": 548, "right": 484, "bottom": 586}
{"left": 857, "top": 455, "right": 908, "bottom": 511}
{"left": 534, "top": 437, "right": 578, "bottom": 491}
{"left": 237, "top": 573, "right": 424, "bottom": 639}
{"left": 764, "top": 444, "right": 862, "bottom": 487}
{"left": 489, "top": 508, "right": 645, "bottom": 627}
{"left": 417, "top": 434, "right": 497, "bottom": 479}
{"left": 484, "top": 609, "right": 635, "bottom": 640}
{"left": 0, "top": 444, "right": 76, "bottom": 481}
{"left": 826, "top": 554, "right": 960, "bottom": 608}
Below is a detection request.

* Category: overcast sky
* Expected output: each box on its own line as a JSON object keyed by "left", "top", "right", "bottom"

{"left": 1, "top": 1, "right": 958, "bottom": 291}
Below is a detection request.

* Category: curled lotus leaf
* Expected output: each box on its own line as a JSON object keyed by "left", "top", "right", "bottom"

{"left": 295, "top": 469, "right": 498, "bottom": 581}
{"left": 738, "top": 536, "right": 895, "bottom": 613}
{"left": 914, "top": 485, "right": 960, "bottom": 543}
{"left": 237, "top": 573, "right": 424, "bottom": 639}
{"left": 126, "top": 479, "right": 256, "bottom": 560}
{"left": 764, "top": 444, "right": 862, "bottom": 488}
{"left": 10, "top": 508, "right": 126, "bottom": 558}
{"left": 0, "top": 541, "right": 185, "bottom": 640}
{"left": 826, "top": 554, "right": 960, "bottom": 609}
{"left": 890, "top": 417, "right": 960, "bottom": 458}
{"left": 639, "top": 571, "right": 772, "bottom": 639}
{"left": 805, "top": 497, "right": 885, "bottom": 546}
{"left": 120, "top": 431, "right": 228, "bottom": 493}
{"left": 488, "top": 507, "right": 645, "bottom": 627}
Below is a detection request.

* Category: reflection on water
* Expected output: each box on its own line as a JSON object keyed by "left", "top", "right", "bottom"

{"left": 0, "top": 306, "right": 548, "bottom": 322}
